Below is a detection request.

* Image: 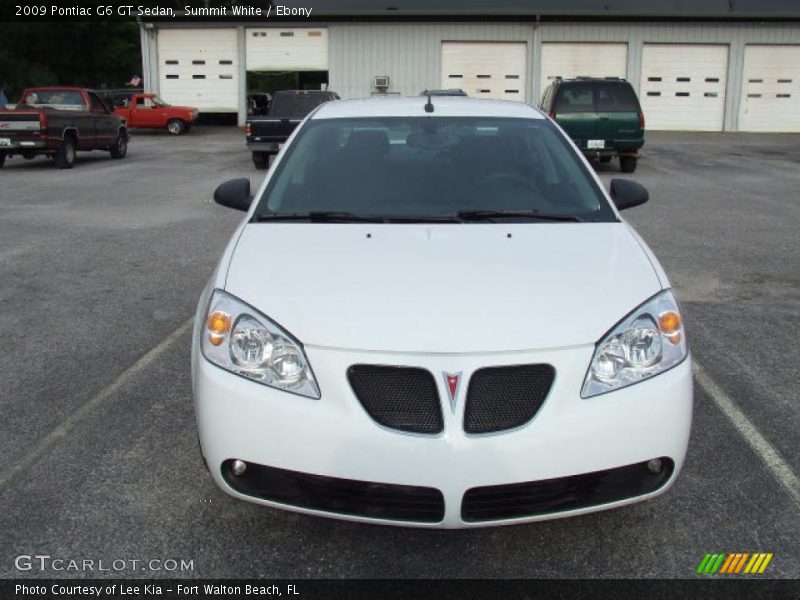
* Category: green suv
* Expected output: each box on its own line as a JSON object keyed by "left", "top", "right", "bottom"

{"left": 539, "top": 78, "right": 644, "bottom": 173}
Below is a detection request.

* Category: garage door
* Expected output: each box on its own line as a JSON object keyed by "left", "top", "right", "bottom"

{"left": 158, "top": 29, "right": 239, "bottom": 112}
{"left": 441, "top": 42, "right": 527, "bottom": 101}
{"left": 739, "top": 45, "right": 800, "bottom": 132}
{"left": 246, "top": 28, "right": 328, "bottom": 71}
{"left": 539, "top": 43, "right": 628, "bottom": 96}
{"left": 640, "top": 44, "right": 728, "bottom": 131}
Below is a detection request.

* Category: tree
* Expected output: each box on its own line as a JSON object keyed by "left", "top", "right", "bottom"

{"left": 0, "top": 21, "right": 141, "bottom": 100}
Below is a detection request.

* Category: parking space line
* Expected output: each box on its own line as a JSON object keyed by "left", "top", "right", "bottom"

{"left": 693, "top": 360, "right": 800, "bottom": 510}
{"left": 0, "top": 317, "right": 193, "bottom": 495}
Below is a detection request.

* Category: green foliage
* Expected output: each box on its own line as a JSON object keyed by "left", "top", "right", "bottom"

{"left": 0, "top": 22, "right": 141, "bottom": 100}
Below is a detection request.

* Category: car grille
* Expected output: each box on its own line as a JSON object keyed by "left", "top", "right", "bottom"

{"left": 347, "top": 365, "right": 443, "bottom": 434}
{"left": 464, "top": 364, "right": 555, "bottom": 434}
{"left": 461, "top": 458, "right": 675, "bottom": 522}
{"left": 222, "top": 460, "right": 445, "bottom": 523}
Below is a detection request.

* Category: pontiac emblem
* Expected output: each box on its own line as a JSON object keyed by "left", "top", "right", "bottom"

{"left": 442, "top": 371, "right": 462, "bottom": 412}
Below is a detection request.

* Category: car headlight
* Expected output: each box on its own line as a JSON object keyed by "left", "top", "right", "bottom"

{"left": 581, "top": 289, "right": 687, "bottom": 398}
{"left": 201, "top": 289, "right": 320, "bottom": 399}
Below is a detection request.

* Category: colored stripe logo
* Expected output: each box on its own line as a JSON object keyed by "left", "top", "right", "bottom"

{"left": 696, "top": 553, "right": 773, "bottom": 575}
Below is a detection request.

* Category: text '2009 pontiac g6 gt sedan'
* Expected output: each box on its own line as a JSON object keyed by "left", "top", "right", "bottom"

{"left": 192, "top": 96, "right": 692, "bottom": 528}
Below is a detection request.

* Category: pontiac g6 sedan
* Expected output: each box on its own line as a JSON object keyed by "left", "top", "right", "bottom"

{"left": 192, "top": 97, "right": 692, "bottom": 528}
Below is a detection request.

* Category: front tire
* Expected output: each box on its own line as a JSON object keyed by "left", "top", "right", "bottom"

{"left": 167, "top": 119, "right": 186, "bottom": 135}
{"left": 54, "top": 136, "right": 76, "bottom": 169}
{"left": 110, "top": 131, "right": 128, "bottom": 159}
{"left": 0, "top": 153, "right": 6, "bottom": 168}
{"left": 620, "top": 156, "right": 638, "bottom": 173}
{"left": 253, "top": 151, "right": 270, "bottom": 170}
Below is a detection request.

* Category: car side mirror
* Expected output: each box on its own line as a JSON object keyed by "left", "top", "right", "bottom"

{"left": 610, "top": 178, "right": 649, "bottom": 211}
{"left": 214, "top": 178, "right": 252, "bottom": 212}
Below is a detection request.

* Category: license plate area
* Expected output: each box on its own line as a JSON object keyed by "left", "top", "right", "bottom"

{"left": 587, "top": 139, "right": 605, "bottom": 149}
{"left": 0, "top": 138, "right": 11, "bottom": 147}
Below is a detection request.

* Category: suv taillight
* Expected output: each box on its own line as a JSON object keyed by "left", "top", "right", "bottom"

{"left": 549, "top": 112, "right": 557, "bottom": 120}
{"left": 39, "top": 111, "right": 47, "bottom": 131}
{"left": 639, "top": 112, "right": 645, "bottom": 129}
{"left": 245, "top": 123, "right": 251, "bottom": 136}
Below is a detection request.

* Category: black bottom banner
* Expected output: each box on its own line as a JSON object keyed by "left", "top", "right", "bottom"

{"left": 2, "top": 579, "right": 799, "bottom": 600}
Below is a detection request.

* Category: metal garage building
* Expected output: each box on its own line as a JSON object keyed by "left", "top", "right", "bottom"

{"left": 139, "top": 1, "right": 800, "bottom": 131}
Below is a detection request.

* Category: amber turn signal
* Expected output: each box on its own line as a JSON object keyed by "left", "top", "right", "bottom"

{"left": 207, "top": 311, "right": 231, "bottom": 346}
{"left": 659, "top": 311, "right": 681, "bottom": 333}
{"left": 208, "top": 311, "right": 231, "bottom": 333}
{"left": 659, "top": 311, "right": 682, "bottom": 345}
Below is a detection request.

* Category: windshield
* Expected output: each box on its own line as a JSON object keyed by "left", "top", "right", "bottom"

{"left": 254, "top": 117, "right": 615, "bottom": 222}
{"left": 20, "top": 90, "right": 85, "bottom": 111}
{"left": 595, "top": 83, "right": 639, "bottom": 112}
{"left": 270, "top": 93, "right": 332, "bottom": 117}
{"left": 135, "top": 96, "right": 169, "bottom": 108}
{"left": 555, "top": 83, "right": 640, "bottom": 113}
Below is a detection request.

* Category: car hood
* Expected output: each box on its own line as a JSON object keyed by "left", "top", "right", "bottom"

{"left": 224, "top": 223, "right": 662, "bottom": 353}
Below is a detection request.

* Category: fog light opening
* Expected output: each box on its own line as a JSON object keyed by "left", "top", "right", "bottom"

{"left": 646, "top": 458, "right": 663, "bottom": 474}
{"left": 232, "top": 460, "right": 247, "bottom": 476}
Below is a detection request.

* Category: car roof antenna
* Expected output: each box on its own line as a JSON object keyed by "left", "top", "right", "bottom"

{"left": 424, "top": 94, "right": 434, "bottom": 113}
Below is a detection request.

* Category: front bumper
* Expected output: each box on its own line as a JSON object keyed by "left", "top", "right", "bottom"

{"left": 0, "top": 140, "right": 47, "bottom": 153}
{"left": 582, "top": 149, "right": 639, "bottom": 160}
{"left": 193, "top": 344, "right": 692, "bottom": 528}
{"left": 575, "top": 139, "right": 644, "bottom": 159}
{"left": 246, "top": 141, "right": 281, "bottom": 153}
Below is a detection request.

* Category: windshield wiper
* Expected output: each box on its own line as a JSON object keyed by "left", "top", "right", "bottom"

{"left": 253, "top": 211, "right": 384, "bottom": 223}
{"left": 253, "top": 212, "right": 461, "bottom": 223}
{"left": 456, "top": 209, "right": 584, "bottom": 223}
{"left": 383, "top": 215, "right": 461, "bottom": 223}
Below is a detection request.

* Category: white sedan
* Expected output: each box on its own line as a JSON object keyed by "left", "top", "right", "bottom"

{"left": 192, "top": 97, "right": 692, "bottom": 528}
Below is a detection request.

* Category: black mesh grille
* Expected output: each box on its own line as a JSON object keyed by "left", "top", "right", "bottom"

{"left": 348, "top": 365, "right": 443, "bottom": 434}
{"left": 464, "top": 364, "right": 555, "bottom": 434}
{"left": 462, "top": 458, "right": 675, "bottom": 522}
{"left": 223, "top": 461, "right": 445, "bottom": 523}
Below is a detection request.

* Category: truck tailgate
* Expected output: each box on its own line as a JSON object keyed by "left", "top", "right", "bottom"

{"left": 249, "top": 118, "right": 302, "bottom": 142}
{"left": 0, "top": 112, "right": 43, "bottom": 149}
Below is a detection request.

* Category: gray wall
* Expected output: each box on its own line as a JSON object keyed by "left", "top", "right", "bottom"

{"left": 328, "top": 21, "right": 800, "bottom": 131}
{"left": 144, "top": 20, "right": 800, "bottom": 130}
{"left": 539, "top": 22, "right": 800, "bottom": 130}
{"left": 140, "top": 26, "right": 159, "bottom": 96}
{"left": 328, "top": 22, "right": 537, "bottom": 101}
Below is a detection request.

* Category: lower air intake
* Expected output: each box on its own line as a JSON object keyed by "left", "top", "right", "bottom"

{"left": 222, "top": 460, "right": 445, "bottom": 523}
{"left": 461, "top": 458, "right": 675, "bottom": 522}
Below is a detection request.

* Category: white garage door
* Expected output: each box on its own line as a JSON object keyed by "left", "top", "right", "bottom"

{"left": 739, "top": 45, "right": 800, "bottom": 132}
{"left": 539, "top": 43, "right": 628, "bottom": 95}
{"left": 640, "top": 44, "right": 728, "bottom": 131}
{"left": 158, "top": 29, "right": 239, "bottom": 112}
{"left": 246, "top": 28, "right": 328, "bottom": 71}
{"left": 441, "top": 42, "right": 527, "bottom": 101}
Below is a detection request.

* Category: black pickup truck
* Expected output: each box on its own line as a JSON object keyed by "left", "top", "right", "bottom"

{"left": 0, "top": 87, "right": 127, "bottom": 169}
{"left": 246, "top": 90, "right": 339, "bottom": 169}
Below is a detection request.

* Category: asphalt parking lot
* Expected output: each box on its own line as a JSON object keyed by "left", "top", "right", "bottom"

{"left": 0, "top": 126, "right": 798, "bottom": 579}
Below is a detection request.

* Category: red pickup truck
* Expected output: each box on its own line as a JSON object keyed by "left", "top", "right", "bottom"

{"left": 115, "top": 93, "right": 198, "bottom": 135}
{"left": 0, "top": 87, "right": 127, "bottom": 169}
